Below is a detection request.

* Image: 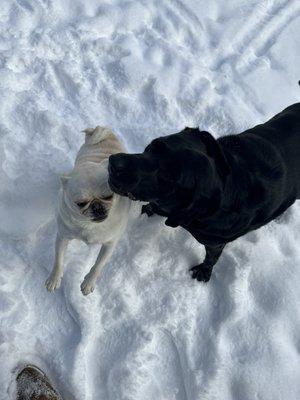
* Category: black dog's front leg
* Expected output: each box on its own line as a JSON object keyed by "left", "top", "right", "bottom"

{"left": 190, "top": 244, "right": 225, "bottom": 282}
{"left": 141, "top": 203, "right": 155, "bottom": 217}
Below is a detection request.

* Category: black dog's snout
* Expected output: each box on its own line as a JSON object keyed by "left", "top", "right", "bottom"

{"left": 108, "top": 153, "right": 140, "bottom": 193}
{"left": 108, "top": 153, "right": 152, "bottom": 199}
{"left": 109, "top": 154, "right": 131, "bottom": 176}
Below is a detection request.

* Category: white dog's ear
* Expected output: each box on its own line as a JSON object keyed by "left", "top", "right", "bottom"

{"left": 82, "top": 127, "right": 97, "bottom": 144}
{"left": 92, "top": 126, "right": 105, "bottom": 135}
{"left": 82, "top": 128, "right": 94, "bottom": 136}
{"left": 60, "top": 174, "right": 71, "bottom": 188}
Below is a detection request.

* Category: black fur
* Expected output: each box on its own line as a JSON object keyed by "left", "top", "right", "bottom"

{"left": 109, "top": 104, "right": 300, "bottom": 282}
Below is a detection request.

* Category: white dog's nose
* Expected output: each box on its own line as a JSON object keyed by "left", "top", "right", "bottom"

{"left": 90, "top": 200, "right": 107, "bottom": 222}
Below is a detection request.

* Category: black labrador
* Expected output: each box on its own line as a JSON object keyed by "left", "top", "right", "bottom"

{"left": 108, "top": 103, "right": 300, "bottom": 282}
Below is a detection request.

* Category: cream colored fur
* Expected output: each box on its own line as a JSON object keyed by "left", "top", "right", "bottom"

{"left": 45, "top": 127, "right": 131, "bottom": 295}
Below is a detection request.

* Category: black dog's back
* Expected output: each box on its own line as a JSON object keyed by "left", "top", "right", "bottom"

{"left": 219, "top": 103, "right": 300, "bottom": 202}
{"left": 252, "top": 103, "right": 300, "bottom": 196}
{"left": 175, "top": 103, "right": 300, "bottom": 248}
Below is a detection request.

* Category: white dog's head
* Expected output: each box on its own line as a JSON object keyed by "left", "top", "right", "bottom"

{"left": 61, "top": 164, "right": 113, "bottom": 222}
{"left": 60, "top": 126, "right": 124, "bottom": 223}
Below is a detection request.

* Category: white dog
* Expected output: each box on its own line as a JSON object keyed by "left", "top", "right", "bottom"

{"left": 45, "top": 126, "right": 131, "bottom": 295}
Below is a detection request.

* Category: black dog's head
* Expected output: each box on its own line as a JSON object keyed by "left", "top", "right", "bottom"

{"left": 108, "top": 128, "right": 230, "bottom": 226}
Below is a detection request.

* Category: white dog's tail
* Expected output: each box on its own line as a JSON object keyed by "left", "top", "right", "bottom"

{"left": 81, "top": 126, "right": 126, "bottom": 158}
{"left": 82, "top": 126, "right": 120, "bottom": 145}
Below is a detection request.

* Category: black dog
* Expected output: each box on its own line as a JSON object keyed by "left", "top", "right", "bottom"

{"left": 108, "top": 103, "right": 300, "bottom": 282}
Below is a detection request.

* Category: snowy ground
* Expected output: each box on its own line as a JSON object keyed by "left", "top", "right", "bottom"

{"left": 0, "top": 0, "right": 300, "bottom": 399}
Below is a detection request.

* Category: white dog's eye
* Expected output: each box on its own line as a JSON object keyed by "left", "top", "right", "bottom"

{"left": 76, "top": 201, "right": 89, "bottom": 208}
{"left": 102, "top": 194, "right": 113, "bottom": 201}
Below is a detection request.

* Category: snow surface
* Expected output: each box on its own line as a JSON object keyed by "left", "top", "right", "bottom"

{"left": 1, "top": 0, "right": 300, "bottom": 399}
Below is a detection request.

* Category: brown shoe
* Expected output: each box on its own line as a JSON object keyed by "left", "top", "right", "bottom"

{"left": 16, "top": 365, "right": 63, "bottom": 400}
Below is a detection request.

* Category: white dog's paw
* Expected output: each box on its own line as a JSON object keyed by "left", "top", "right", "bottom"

{"left": 45, "top": 274, "right": 62, "bottom": 292}
{"left": 81, "top": 274, "right": 96, "bottom": 296}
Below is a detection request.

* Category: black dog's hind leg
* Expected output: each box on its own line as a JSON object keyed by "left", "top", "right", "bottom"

{"left": 141, "top": 203, "right": 155, "bottom": 217}
{"left": 190, "top": 244, "right": 226, "bottom": 282}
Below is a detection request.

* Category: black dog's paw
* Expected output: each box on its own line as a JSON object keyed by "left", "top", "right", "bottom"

{"left": 141, "top": 204, "right": 155, "bottom": 217}
{"left": 189, "top": 264, "right": 212, "bottom": 282}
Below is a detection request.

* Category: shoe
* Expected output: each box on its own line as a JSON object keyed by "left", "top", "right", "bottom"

{"left": 16, "top": 365, "right": 63, "bottom": 400}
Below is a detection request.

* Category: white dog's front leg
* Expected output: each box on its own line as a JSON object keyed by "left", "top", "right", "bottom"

{"left": 81, "top": 241, "right": 116, "bottom": 296}
{"left": 45, "top": 234, "right": 69, "bottom": 292}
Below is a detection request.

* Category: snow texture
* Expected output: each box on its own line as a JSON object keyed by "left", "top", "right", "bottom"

{"left": 0, "top": 0, "right": 300, "bottom": 399}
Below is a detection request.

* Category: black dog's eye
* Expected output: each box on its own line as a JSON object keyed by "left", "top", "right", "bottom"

{"left": 76, "top": 201, "right": 89, "bottom": 208}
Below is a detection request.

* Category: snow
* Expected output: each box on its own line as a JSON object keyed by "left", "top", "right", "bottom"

{"left": 0, "top": 0, "right": 300, "bottom": 399}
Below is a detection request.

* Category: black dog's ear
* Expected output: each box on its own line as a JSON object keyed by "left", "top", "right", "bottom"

{"left": 199, "top": 131, "right": 230, "bottom": 181}
{"left": 145, "top": 138, "right": 169, "bottom": 154}
{"left": 176, "top": 149, "right": 202, "bottom": 189}
{"left": 159, "top": 157, "right": 182, "bottom": 182}
{"left": 182, "top": 127, "right": 200, "bottom": 134}
{"left": 159, "top": 148, "right": 201, "bottom": 187}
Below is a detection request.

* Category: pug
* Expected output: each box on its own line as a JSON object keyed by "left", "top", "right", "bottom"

{"left": 45, "top": 126, "right": 131, "bottom": 295}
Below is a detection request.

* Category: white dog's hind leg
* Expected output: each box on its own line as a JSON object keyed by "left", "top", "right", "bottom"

{"left": 45, "top": 234, "right": 69, "bottom": 292}
{"left": 81, "top": 241, "right": 116, "bottom": 296}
